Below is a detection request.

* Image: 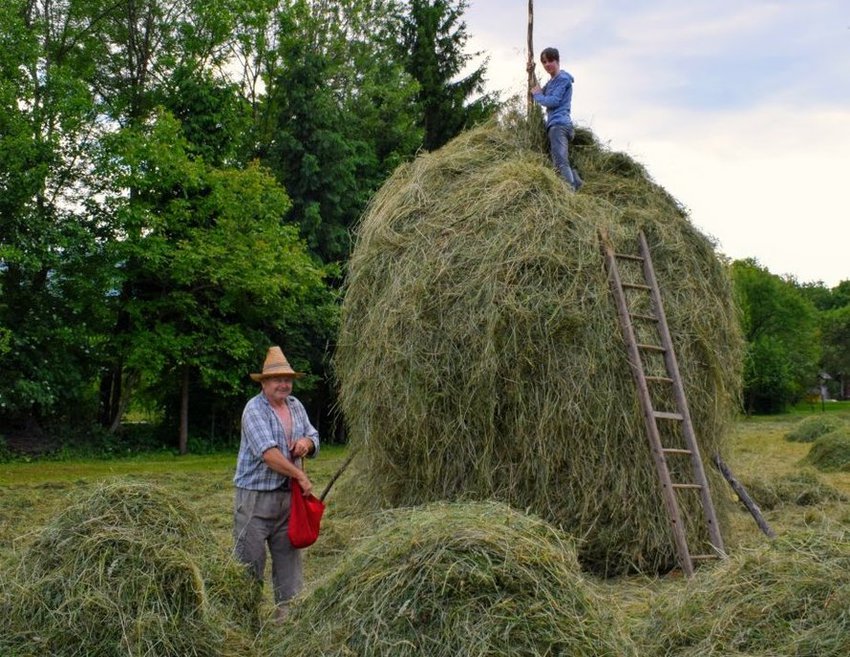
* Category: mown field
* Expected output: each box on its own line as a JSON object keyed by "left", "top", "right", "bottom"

{"left": 2, "top": 405, "right": 850, "bottom": 654}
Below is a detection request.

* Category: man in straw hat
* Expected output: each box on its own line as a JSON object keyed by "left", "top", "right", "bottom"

{"left": 233, "top": 346, "right": 319, "bottom": 620}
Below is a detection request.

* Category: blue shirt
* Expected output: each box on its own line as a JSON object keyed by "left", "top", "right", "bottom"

{"left": 532, "top": 70, "right": 574, "bottom": 129}
{"left": 234, "top": 392, "right": 320, "bottom": 490}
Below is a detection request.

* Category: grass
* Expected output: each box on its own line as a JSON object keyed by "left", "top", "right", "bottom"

{"left": 3, "top": 416, "right": 850, "bottom": 655}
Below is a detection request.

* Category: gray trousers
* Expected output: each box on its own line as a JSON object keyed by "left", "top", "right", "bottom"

{"left": 233, "top": 487, "right": 302, "bottom": 605}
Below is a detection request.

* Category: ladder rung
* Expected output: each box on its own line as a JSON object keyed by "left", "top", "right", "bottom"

{"left": 646, "top": 376, "right": 674, "bottom": 383}
{"left": 622, "top": 283, "right": 651, "bottom": 291}
{"left": 672, "top": 483, "right": 703, "bottom": 490}
{"left": 654, "top": 411, "right": 683, "bottom": 421}
{"left": 690, "top": 554, "right": 719, "bottom": 561}
{"left": 637, "top": 343, "right": 665, "bottom": 352}
{"left": 631, "top": 313, "right": 658, "bottom": 322}
{"left": 662, "top": 448, "right": 692, "bottom": 455}
{"left": 614, "top": 252, "right": 644, "bottom": 261}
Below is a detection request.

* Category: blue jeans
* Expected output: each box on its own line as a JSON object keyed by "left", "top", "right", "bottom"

{"left": 548, "top": 125, "right": 582, "bottom": 190}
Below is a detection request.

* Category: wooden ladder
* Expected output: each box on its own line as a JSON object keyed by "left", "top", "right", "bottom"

{"left": 601, "top": 229, "right": 724, "bottom": 576}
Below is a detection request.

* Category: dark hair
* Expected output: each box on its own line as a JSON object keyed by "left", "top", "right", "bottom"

{"left": 540, "top": 47, "right": 560, "bottom": 63}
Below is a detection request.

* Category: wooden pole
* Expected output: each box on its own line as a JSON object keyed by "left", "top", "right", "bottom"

{"left": 713, "top": 454, "right": 776, "bottom": 539}
{"left": 526, "top": 0, "right": 535, "bottom": 118}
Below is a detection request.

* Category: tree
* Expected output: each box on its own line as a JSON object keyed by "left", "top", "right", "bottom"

{"left": 92, "top": 111, "right": 336, "bottom": 452}
{"left": 394, "top": 0, "right": 499, "bottom": 151}
{"left": 255, "top": 0, "right": 420, "bottom": 264}
{"left": 732, "top": 259, "right": 821, "bottom": 413}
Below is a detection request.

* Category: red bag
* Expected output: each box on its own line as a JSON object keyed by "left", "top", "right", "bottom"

{"left": 288, "top": 480, "right": 325, "bottom": 548}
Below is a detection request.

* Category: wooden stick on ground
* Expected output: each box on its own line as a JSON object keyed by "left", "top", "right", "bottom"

{"left": 713, "top": 454, "right": 777, "bottom": 539}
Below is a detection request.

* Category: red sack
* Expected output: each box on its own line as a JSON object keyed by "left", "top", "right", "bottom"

{"left": 288, "top": 480, "right": 325, "bottom": 549}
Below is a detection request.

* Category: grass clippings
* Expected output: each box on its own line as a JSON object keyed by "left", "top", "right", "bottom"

{"left": 785, "top": 414, "right": 847, "bottom": 443}
{"left": 0, "top": 480, "right": 259, "bottom": 657}
{"left": 740, "top": 469, "right": 847, "bottom": 510}
{"left": 642, "top": 529, "right": 850, "bottom": 656}
{"left": 269, "top": 501, "right": 638, "bottom": 657}
{"left": 804, "top": 428, "right": 850, "bottom": 472}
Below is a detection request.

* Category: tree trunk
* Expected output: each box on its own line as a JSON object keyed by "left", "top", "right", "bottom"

{"left": 179, "top": 365, "right": 189, "bottom": 455}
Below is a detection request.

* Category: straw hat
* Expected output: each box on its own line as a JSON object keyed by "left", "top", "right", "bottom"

{"left": 250, "top": 346, "right": 304, "bottom": 381}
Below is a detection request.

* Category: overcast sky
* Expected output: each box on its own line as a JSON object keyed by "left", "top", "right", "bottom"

{"left": 462, "top": 1, "right": 849, "bottom": 287}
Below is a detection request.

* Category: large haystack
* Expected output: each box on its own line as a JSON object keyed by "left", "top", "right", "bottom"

{"left": 642, "top": 529, "right": 850, "bottom": 656}
{"left": 335, "top": 119, "right": 742, "bottom": 576}
{"left": 271, "top": 502, "right": 638, "bottom": 657}
{"left": 0, "top": 481, "right": 259, "bottom": 657}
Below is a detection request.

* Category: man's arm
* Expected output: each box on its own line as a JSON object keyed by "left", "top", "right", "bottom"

{"left": 262, "top": 447, "right": 313, "bottom": 495}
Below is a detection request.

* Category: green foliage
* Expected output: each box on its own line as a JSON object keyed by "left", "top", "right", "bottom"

{"left": 821, "top": 305, "right": 850, "bottom": 380}
{"left": 785, "top": 414, "right": 847, "bottom": 443}
{"left": 732, "top": 259, "right": 821, "bottom": 413}
{"left": 256, "top": 0, "right": 421, "bottom": 263}
{"left": 394, "top": 0, "right": 499, "bottom": 151}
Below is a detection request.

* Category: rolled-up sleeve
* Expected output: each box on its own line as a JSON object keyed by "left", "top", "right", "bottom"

{"left": 242, "top": 399, "right": 278, "bottom": 457}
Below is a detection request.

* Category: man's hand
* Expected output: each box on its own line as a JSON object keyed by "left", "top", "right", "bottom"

{"left": 295, "top": 471, "right": 314, "bottom": 496}
{"left": 530, "top": 84, "right": 542, "bottom": 94}
{"left": 290, "top": 437, "right": 314, "bottom": 458}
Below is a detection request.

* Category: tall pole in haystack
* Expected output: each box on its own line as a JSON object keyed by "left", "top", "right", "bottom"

{"left": 526, "top": 0, "right": 535, "bottom": 119}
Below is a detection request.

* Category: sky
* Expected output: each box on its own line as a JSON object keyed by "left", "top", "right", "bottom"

{"left": 462, "top": 0, "right": 849, "bottom": 287}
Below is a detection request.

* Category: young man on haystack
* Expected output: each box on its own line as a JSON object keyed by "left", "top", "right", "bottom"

{"left": 529, "top": 46, "right": 583, "bottom": 191}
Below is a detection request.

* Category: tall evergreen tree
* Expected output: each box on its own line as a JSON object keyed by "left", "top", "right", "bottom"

{"left": 395, "top": 0, "right": 499, "bottom": 151}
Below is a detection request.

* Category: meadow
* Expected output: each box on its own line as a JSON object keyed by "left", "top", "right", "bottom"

{"left": 2, "top": 404, "right": 850, "bottom": 655}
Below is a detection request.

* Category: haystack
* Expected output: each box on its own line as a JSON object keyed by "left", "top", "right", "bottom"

{"left": 741, "top": 470, "right": 847, "bottom": 510}
{"left": 0, "top": 481, "right": 259, "bottom": 657}
{"left": 804, "top": 428, "right": 850, "bottom": 471}
{"left": 642, "top": 529, "right": 850, "bottom": 656}
{"left": 270, "top": 501, "right": 638, "bottom": 657}
{"left": 785, "top": 414, "right": 847, "bottom": 442}
{"left": 334, "top": 118, "right": 742, "bottom": 575}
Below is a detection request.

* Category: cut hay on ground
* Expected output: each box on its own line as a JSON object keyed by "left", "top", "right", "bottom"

{"left": 642, "top": 529, "right": 850, "bottom": 656}
{"left": 270, "top": 501, "right": 638, "bottom": 657}
{"left": 741, "top": 469, "right": 847, "bottom": 510}
{"left": 804, "top": 428, "right": 850, "bottom": 471}
{"left": 0, "top": 481, "right": 259, "bottom": 657}
{"left": 334, "top": 117, "right": 742, "bottom": 575}
{"left": 785, "top": 414, "right": 847, "bottom": 443}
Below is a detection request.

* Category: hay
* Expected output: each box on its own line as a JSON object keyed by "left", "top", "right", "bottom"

{"left": 741, "top": 470, "right": 847, "bottom": 510}
{"left": 642, "top": 529, "right": 850, "bottom": 656}
{"left": 785, "top": 414, "right": 847, "bottom": 442}
{"left": 804, "top": 428, "right": 850, "bottom": 471}
{"left": 269, "top": 501, "right": 638, "bottom": 657}
{"left": 0, "top": 481, "right": 259, "bottom": 657}
{"left": 334, "top": 117, "right": 742, "bottom": 575}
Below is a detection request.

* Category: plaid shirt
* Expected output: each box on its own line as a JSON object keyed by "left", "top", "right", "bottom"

{"left": 233, "top": 392, "right": 320, "bottom": 490}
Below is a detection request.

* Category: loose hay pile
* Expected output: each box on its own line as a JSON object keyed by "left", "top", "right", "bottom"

{"left": 0, "top": 481, "right": 259, "bottom": 657}
{"left": 741, "top": 470, "right": 847, "bottom": 510}
{"left": 804, "top": 428, "right": 850, "bottom": 471}
{"left": 335, "top": 119, "right": 742, "bottom": 575}
{"left": 271, "top": 501, "right": 638, "bottom": 657}
{"left": 785, "top": 414, "right": 847, "bottom": 442}
{"left": 642, "top": 529, "right": 850, "bottom": 656}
